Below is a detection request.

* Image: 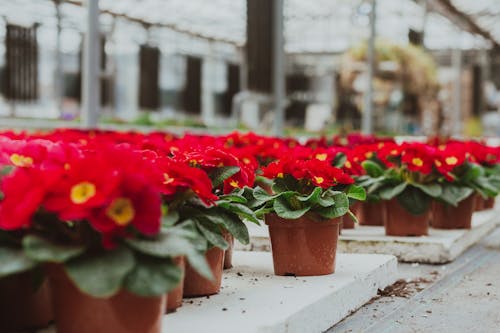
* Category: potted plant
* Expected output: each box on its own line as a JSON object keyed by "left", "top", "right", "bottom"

{"left": 0, "top": 144, "right": 210, "bottom": 333}
{"left": 359, "top": 142, "right": 442, "bottom": 236}
{"left": 430, "top": 143, "right": 498, "bottom": 229}
{"left": 251, "top": 156, "right": 365, "bottom": 276}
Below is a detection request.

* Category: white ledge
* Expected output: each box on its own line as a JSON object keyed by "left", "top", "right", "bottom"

{"left": 164, "top": 251, "right": 397, "bottom": 333}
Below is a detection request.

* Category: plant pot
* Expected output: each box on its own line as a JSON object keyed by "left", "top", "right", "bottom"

{"left": 357, "top": 201, "right": 387, "bottom": 226}
{"left": 474, "top": 193, "right": 485, "bottom": 211}
{"left": 47, "top": 265, "right": 165, "bottom": 333}
{"left": 484, "top": 197, "right": 495, "bottom": 210}
{"left": 432, "top": 195, "right": 475, "bottom": 229}
{"left": 183, "top": 246, "right": 225, "bottom": 297}
{"left": 223, "top": 231, "right": 234, "bottom": 270}
{"left": 384, "top": 199, "right": 430, "bottom": 236}
{"left": 0, "top": 271, "right": 53, "bottom": 332}
{"left": 265, "top": 213, "right": 341, "bottom": 276}
{"left": 166, "top": 256, "right": 185, "bottom": 313}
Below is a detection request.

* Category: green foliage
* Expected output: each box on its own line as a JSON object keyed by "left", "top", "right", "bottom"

{"left": 23, "top": 235, "right": 85, "bottom": 263}
{"left": 0, "top": 246, "right": 36, "bottom": 278}
{"left": 251, "top": 176, "right": 357, "bottom": 220}
{"left": 64, "top": 246, "right": 135, "bottom": 298}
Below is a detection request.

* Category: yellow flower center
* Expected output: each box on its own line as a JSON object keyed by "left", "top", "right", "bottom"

{"left": 365, "top": 152, "right": 373, "bottom": 158}
{"left": 10, "top": 154, "right": 33, "bottom": 167}
{"left": 70, "top": 182, "right": 97, "bottom": 204}
{"left": 435, "top": 160, "right": 442, "bottom": 167}
{"left": 314, "top": 176, "right": 324, "bottom": 184}
{"left": 277, "top": 172, "right": 284, "bottom": 178}
{"left": 229, "top": 180, "right": 240, "bottom": 188}
{"left": 64, "top": 163, "right": 71, "bottom": 171}
{"left": 163, "top": 173, "right": 175, "bottom": 185}
{"left": 378, "top": 143, "right": 384, "bottom": 149}
{"left": 315, "top": 153, "right": 327, "bottom": 161}
{"left": 412, "top": 158, "right": 424, "bottom": 167}
{"left": 242, "top": 157, "right": 251, "bottom": 165}
{"left": 391, "top": 149, "right": 398, "bottom": 155}
{"left": 445, "top": 156, "right": 458, "bottom": 166}
{"left": 106, "top": 198, "right": 135, "bottom": 226}
{"left": 345, "top": 161, "right": 352, "bottom": 169}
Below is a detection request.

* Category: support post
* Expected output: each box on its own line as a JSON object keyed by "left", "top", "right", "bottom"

{"left": 272, "top": 0, "right": 285, "bottom": 137}
{"left": 451, "top": 45, "right": 463, "bottom": 136}
{"left": 54, "top": 0, "right": 64, "bottom": 115}
{"left": 362, "top": 0, "right": 376, "bottom": 135}
{"left": 81, "top": 0, "right": 100, "bottom": 128}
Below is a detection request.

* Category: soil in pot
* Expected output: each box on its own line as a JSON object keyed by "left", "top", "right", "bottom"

{"left": 432, "top": 195, "right": 475, "bottom": 229}
{"left": 166, "top": 256, "right": 185, "bottom": 313}
{"left": 357, "top": 201, "right": 387, "bottom": 226}
{"left": 223, "top": 231, "right": 234, "bottom": 270}
{"left": 265, "top": 213, "right": 341, "bottom": 276}
{"left": 0, "top": 271, "right": 53, "bottom": 332}
{"left": 183, "top": 246, "right": 225, "bottom": 297}
{"left": 384, "top": 199, "right": 430, "bottom": 236}
{"left": 47, "top": 265, "right": 165, "bottom": 333}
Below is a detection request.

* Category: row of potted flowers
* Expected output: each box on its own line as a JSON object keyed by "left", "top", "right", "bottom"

{"left": 0, "top": 130, "right": 498, "bottom": 332}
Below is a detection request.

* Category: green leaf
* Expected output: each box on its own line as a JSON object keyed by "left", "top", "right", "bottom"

{"left": 125, "top": 256, "right": 182, "bottom": 297}
{"left": 362, "top": 160, "right": 384, "bottom": 177}
{"left": 202, "top": 211, "right": 250, "bottom": 245}
{"left": 195, "top": 219, "right": 228, "bottom": 250}
{"left": 440, "top": 184, "right": 474, "bottom": 206}
{"left": 316, "top": 192, "right": 349, "bottom": 218}
{"left": 126, "top": 227, "right": 200, "bottom": 258}
{"left": 397, "top": 187, "right": 430, "bottom": 215}
{"left": 253, "top": 186, "right": 279, "bottom": 201}
{"left": 333, "top": 153, "right": 347, "bottom": 168}
{"left": 297, "top": 187, "right": 323, "bottom": 204}
{"left": 412, "top": 183, "right": 442, "bottom": 198}
{"left": 217, "top": 193, "right": 248, "bottom": 204}
{"left": 64, "top": 246, "right": 135, "bottom": 298}
{"left": 217, "top": 202, "right": 259, "bottom": 223}
{"left": 0, "top": 246, "right": 37, "bottom": 278}
{"left": 162, "top": 211, "right": 180, "bottom": 228}
{"left": 210, "top": 166, "right": 240, "bottom": 188}
{"left": 186, "top": 251, "right": 214, "bottom": 281}
{"left": 463, "top": 164, "right": 482, "bottom": 182}
{"left": 380, "top": 182, "right": 408, "bottom": 200}
{"left": 347, "top": 185, "right": 366, "bottom": 201}
{"left": 273, "top": 196, "right": 310, "bottom": 219}
{"left": 23, "top": 235, "right": 86, "bottom": 263}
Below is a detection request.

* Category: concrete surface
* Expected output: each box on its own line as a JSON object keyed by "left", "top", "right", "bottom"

{"left": 330, "top": 226, "right": 500, "bottom": 333}
{"left": 337, "top": 209, "right": 497, "bottom": 263}
{"left": 164, "top": 252, "right": 397, "bottom": 333}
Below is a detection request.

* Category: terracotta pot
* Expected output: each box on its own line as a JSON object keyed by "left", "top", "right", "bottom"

{"left": 432, "top": 195, "right": 475, "bottom": 229}
{"left": 48, "top": 265, "right": 165, "bottom": 333}
{"left": 384, "top": 199, "right": 430, "bottom": 236}
{"left": 484, "top": 197, "right": 495, "bottom": 210}
{"left": 166, "top": 256, "right": 185, "bottom": 313}
{"left": 474, "top": 193, "right": 485, "bottom": 211}
{"left": 183, "top": 246, "right": 225, "bottom": 297}
{"left": 0, "top": 271, "right": 53, "bottom": 331}
{"left": 265, "top": 213, "right": 341, "bottom": 276}
{"left": 342, "top": 201, "right": 358, "bottom": 229}
{"left": 357, "top": 201, "right": 387, "bottom": 226}
{"left": 223, "top": 231, "right": 234, "bottom": 270}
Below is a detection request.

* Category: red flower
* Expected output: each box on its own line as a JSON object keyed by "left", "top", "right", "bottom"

{"left": 0, "top": 167, "right": 61, "bottom": 230}
{"left": 433, "top": 143, "right": 466, "bottom": 180}
{"left": 400, "top": 143, "right": 435, "bottom": 174}
{"left": 88, "top": 173, "right": 162, "bottom": 248}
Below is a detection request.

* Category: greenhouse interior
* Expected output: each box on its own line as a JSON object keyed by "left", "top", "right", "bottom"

{"left": 0, "top": 0, "right": 499, "bottom": 332}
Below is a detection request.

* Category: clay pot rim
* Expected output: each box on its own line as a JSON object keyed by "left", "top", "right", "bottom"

{"left": 264, "top": 212, "right": 342, "bottom": 228}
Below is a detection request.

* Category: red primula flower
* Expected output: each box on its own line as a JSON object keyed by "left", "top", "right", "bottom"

{"left": 434, "top": 143, "right": 466, "bottom": 180}
{"left": 0, "top": 167, "right": 61, "bottom": 230}
{"left": 88, "top": 173, "right": 162, "bottom": 248}
{"left": 400, "top": 143, "right": 435, "bottom": 175}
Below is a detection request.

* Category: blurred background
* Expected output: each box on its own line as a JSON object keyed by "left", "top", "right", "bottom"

{"left": 0, "top": 0, "right": 498, "bottom": 137}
